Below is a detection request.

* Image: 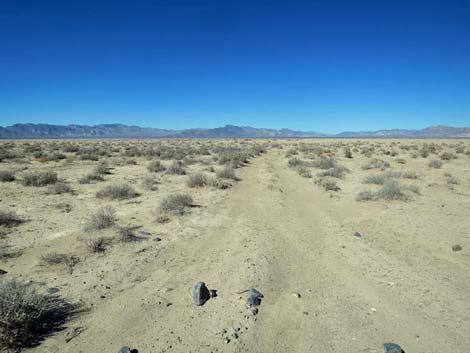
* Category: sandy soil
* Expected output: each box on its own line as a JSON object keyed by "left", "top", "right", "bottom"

{"left": 1, "top": 139, "right": 470, "bottom": 353}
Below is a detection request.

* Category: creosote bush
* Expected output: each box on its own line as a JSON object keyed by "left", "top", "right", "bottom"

{"left": 21, "top": 171, "right": 58, "bottom": 187}
{"left": 96, "top": 184, "right": 137, "bottom": 200}
{"left": 83, "top": 206, "right": 116, "bottom": 232}
{"left": 0, "top": 280, "right": 79, "bottom": 351}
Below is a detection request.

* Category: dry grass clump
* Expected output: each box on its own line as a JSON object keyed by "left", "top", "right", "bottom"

{"left": 147, "top": 160, "right": 166, "bottom": 173}
{"left": 0, "top": 210, "right": 23, "bottom": 227}
{"left": 41, "top": 253, "right": 80, "bottom": 274}
{"left": 157, "top": 193, "right": 193, "bottom": 221}
{"left": 362, "top": 158, "right": 390, "bottom": 170}
{"left": 96, "top": 184, "right": 138, "bottom": 200}
{"left": 428, "top": 159, "right": 442, "bottom": 169}
{"left": 167, "top": 161, "right": 186, "bottom": 175}
{"left": 45, "top": 181, "right": 72, "bottom": 195}
{"left": 83, "top": 206, "right": 116, "bottom": 232}
{"left": 216, "top": 166, "right": 237, "bottom": 180}
{"left": 21, "top": 171, "right": 58, "bottom": 187}
{"left": 0, "top": 170, "right": 15, "bottom": 182}
{"left": 187, "top": 173, "right": 208, "bottom": 188}
{"left": 0, "top": 280, "right": 79, "bottom": 351}
{"left": 86, "top": 237, "right": 108, "bottom": 253}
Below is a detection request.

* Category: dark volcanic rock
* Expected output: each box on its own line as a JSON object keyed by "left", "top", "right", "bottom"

{"left": 383, "top": 342, "right": 405, "bottom": 353}
{"left": 192, "top": 282, "right": 210, "bottom": 306}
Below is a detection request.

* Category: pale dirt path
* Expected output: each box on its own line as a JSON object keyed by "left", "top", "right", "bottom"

{"left": 37, "top": 150, "right": 470, "bottom": 353}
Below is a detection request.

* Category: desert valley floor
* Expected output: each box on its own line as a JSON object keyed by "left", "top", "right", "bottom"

{"left": 1, "top": 139, "right": 470, "bottom": 353}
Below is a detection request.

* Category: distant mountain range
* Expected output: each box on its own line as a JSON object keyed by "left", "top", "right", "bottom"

{"left": 0, "top": 123, "right": 469, "bottom": 139}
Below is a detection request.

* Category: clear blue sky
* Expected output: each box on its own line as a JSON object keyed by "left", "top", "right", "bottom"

{"left": 1, "top": 0, "right": 469, "bottom": 133}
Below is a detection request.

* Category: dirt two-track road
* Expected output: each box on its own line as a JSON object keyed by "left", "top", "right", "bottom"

{"left": 36, "top": 150, "right": 470, "bottom": 353}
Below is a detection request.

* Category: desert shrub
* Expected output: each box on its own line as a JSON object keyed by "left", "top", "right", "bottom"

{"left": 406, "top": 184, "right": 421, "bottom": 194}
{"left": 142, "top": 176, "right": 157, "bottom": 191}
{"left": 363, "top": 170, "right": 402, "bottom": 185}
{"left": 218, "top": 151, "right": 249, "bottom": 167}
{"left": 285, "top": 149, "right": 298, "bottom": 157}
{"left": 344, "top": 147, "right": 353, "bottom": 158}
{"left": 377, "top": 180, "right": 407, "bottom": 200}
{"left": 295, "top": 166, "right": 312, "bottom": 178}
{"left": 0, "top": 210, "right": 23, "bottom": 227}
{"left": 216, "top": 166, "right": 237, "bottom": 180}
{"left": 41, "top": 253, "right": 80, "bottom": 273}
{"left": 83, "top": 206, "right": 116, "bottom": 232}
{"left": 79, "top": 172, "right": 104, "bottom": 184}
{"left": 21, "top": 171, "right": 58, "bottom": 187}
{"left": 45, "top": 181, "right": 72, "bottom": 194}
{"left": 93, "top": 161, "right": 110, "bottom": 175}
{"left": 187, "top": 173, "right": 208, "bottom": 188}
{"left": 314, "top": 157, "right": 337, "bottom": 170}
{"left": 117, "top": 225, "right": 141, "bottom": 242}
{"left": 362, "top": 159, "right": 390, "bottom": 170}
{"left": 401, "top": 171, "right": 419, "bottom": 179}
{"left": 86, "top": 237, "right": 108, "bottom": 253}
{"left": 315, "top": 178, "right": 340, "bottom": 191}
{"left": 428, "top": 159, "right": 442, "bottom": 169}
{"left": 317, "top": 165, "right": 349, "bottom": 178}
{"left": 0, "top": 170, "right": 15, "bottom": 182}
{"left": 446, "top": 174, "right": 459, "bottom": 185}
{"left": 147, "top": 160, "right": 165, "bottom": 173}
{"left": 167, "top": 161, "right": 186, "bottom": 175}
{"left": 126, "top": 159, "right": 137, "bottom": 165}
{"left": 0, "top": 280, "right": 79, "bottom": 351}
{"left": 419, "top": 145, "right": 431, "bottom": 158}
{"left": 356, "top": 190, "right": 375, "bottom": 201}
{"left": 287, "top": 157, "right": 304, "bottom": 168}
{"left": 357, "top": 180, "right": 411, "bottom": 201}
{"left": 157, "top": 194, "right": 193, "bottom": 217}
{"left": 96, "top": 184, "right": 137, "bottom": 200}
{"left": 209, "top": 178, "right": 232, "bottom": 189}
{"left": 440, "top": 152, "right": 456, "bottom": 160}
